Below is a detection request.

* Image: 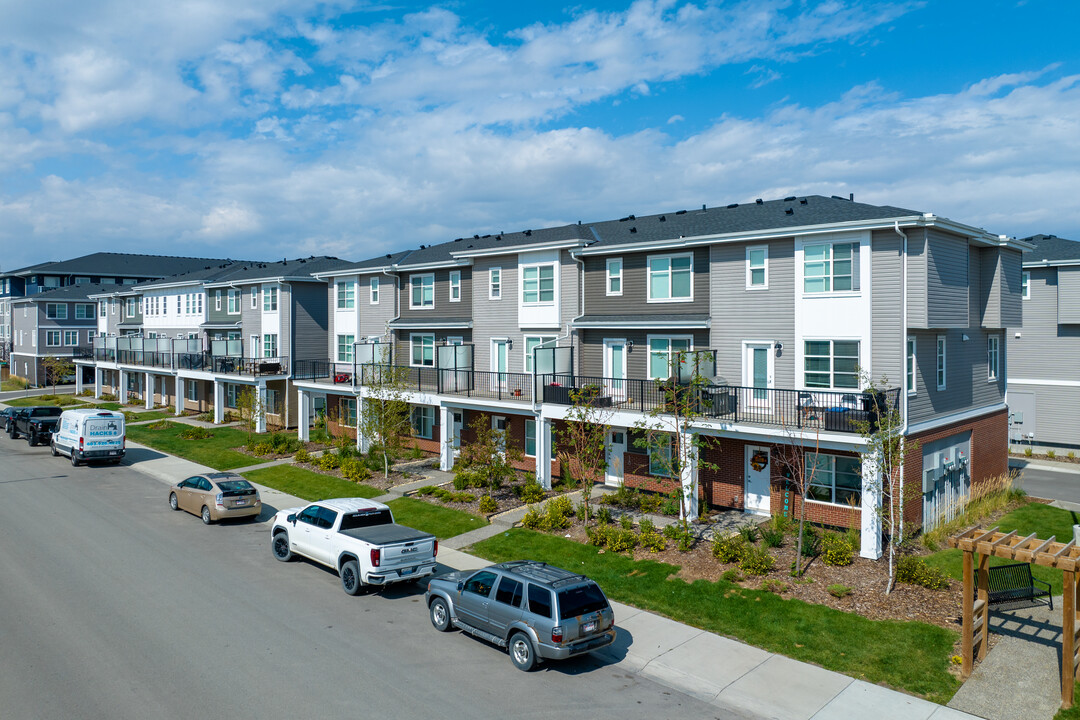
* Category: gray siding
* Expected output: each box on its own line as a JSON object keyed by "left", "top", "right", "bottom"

{"left": 870, "top": 230, "right": 904, "bottom": 386}
{"left": 926, "top": 229, "right": 969, "bottom": 328}
{"left": 583, "top": 246, "right": 710, "bottom": 316}
{"left": 291, "top": 282, "right": 329, "bottom": 363}
{"left": 1006, "top": 383, "right": 1080, "bottom": 449}
{"left": 1008, "top": 267, "right": 1080, "bottom": 380}
{"left": 397, "top": 267, "right": 472, "bottom": 323}
{"left": 906, "top": 229, "right": 928, "bottom": 328}
{"left": 280, "top": 284, "right": 292, "bottom": 361}
{"left": 969, "top": 245, "right": 982, "bottom": 328}
{"left": 326, "top": 284, "right": 335, "bottom": 358}
{"left": 471, "top": 256, "right": 518, "bottom": 372}
{"left": 241, "top": 285, "right": 261, "bottom": 355}
{"left": 709, "top": 239, "right": 795, "bottom": 387}
{"left": 360, "top": 274, "right": 396, "bottom": 338}
{"left": 1058, "top": 266, "right": 1080, "bottom": 324}
{"left": 999, "top": 249, "right": 1023, "bottom": 327}
{"left": 580, "top": 328, "right": 711, "bottom": 379}
{"left": 393, "top": 330, "right": 474, "bottom": 366}
{"left": 978, "top": 247, "right": 1022, "bottom": 329}
{"left": 907, "top": 327, "right": 1006, "bottom": 424}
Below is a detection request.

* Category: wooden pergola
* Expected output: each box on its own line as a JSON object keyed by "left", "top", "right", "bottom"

{"left": 950, "top": 527, "right": 1080, "bottom": 708}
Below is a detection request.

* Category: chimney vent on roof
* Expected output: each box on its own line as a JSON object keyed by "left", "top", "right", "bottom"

{"left": 525, "top": 230, "right": 532, "bottom": 236}
{"left": 756, "top": 198, "right": 763, "bottom": 204}
{"left": 482, "top": 234, "right": 490, "bottom": 239}
{"left": 850, "top": 193, "right": 854, "bottom": 201}
{"left": 832, "top": 195, "right": 844, "bottom": 200}
{"left": 785, "top": 208, "right": 794, "bottom": 215}
{"left": 675, "top": 209, "right": 687, "bottom": 215}
{"left": 727, "top": 203, "right": 738, "bottom": 209}
{"left": 474, "top": 234, "right": 480, "bottom": 239}
{"left": 784, "top": 196, "right": 796, "bottom": 202}
{"left": 702, "top": 204, "right": 706, "bottom": 211}
{"left": 385, "top": 254, "right": 392, "bottom": 259}
{"left": 800, "top": 198, "right": 808, "bottom": 205}
{"left": 659, "top": 215, "right": 666, "bottom": 222}
{"left": 630, "top": 227, "right": 637, "bottom": 233}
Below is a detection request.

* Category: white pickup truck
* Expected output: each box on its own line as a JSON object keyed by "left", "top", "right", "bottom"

{"left": 270, "top": 498, "right": 438, "bottom": 595}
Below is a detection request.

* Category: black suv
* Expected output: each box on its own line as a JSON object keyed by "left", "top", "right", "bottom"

{"left": 10, "top": 406, "right": 63, "bottom": 446}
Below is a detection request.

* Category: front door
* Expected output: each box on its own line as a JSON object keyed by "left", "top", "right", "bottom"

{"left": 603, "top": 339, "right": 627, "bottom": 400}
{"left": 605, "top": 431, "right": 625, "bottom": 487}
{"left": 744, "top": 445, "right": 771, "bottom": 515}
{"left": 452, "top": 411, "right": 463, "bottom": 452}
{"left": 491, "top": 340, "right": 508, "bottom": 390}
{"left": 743, "top": 343, "right": 773, "bottom": 408}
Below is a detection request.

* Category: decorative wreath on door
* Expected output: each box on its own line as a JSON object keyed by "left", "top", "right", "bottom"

{"left": 750, "top": 451, "right": 769, "bottom": 472}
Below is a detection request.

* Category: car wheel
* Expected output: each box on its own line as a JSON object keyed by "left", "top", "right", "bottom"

{"left": 201, "top": 506, "right": 212, "bottom": 525}
{"left": 509, "top": 632, "right": 536, "bottom": 671}
{"left": 9, "top": 427, "right": 18, "bottom": 439}
{"left": 272, "top": 531, "right": 293, "bottom": 562}
{"left": 70, "top": 451, "right": 80, "bottom": 467}
{"left": 169, "top": 493, "right": 179, "bottom": 511}
{"left": 51, "top": 441, "right": 59, "bottom": 457}
{"left": 27, "top": 431, "right": 36, "bottom": 446}
{"left": 429, "top": 598, "right": 452, "bottom": 632}
{"left": 340, "top": 560, "right": 363, "bottom": 596}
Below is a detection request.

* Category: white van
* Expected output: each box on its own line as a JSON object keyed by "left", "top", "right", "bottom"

{"left": 52, "top": 409, "right": 126, "bottom": 467}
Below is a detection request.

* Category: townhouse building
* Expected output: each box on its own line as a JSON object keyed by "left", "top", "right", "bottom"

{"left": 1007, "top": 234, "right": 1080, "bottom": 449}
{"left": 9, "top": 283, "right": 113, "bottom": 385}
{"left": 295, "top": 196, "right": 1025, "bottom": 559}
{"left": 75, "top": 257, "right": 352, "bottom": 430}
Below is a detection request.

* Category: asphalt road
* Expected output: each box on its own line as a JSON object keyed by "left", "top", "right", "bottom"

{"left": 0, "top": 436, "right": 740, "bottom": 720}
{"left": 1012, "top": 461, "right": 1080, "bottom": 505}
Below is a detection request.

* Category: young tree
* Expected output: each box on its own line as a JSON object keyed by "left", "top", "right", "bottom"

{"left": 771, "top": 424, "right": 824, "bottom": 577}
{"left": 40, "top": 355, "right": 75, "bottom": 394}
{"left": 855, "top": 375, "right": 916, "bottom": 595}
{"left": 358, "top": 354, "right": 412, "bottom": 478}
{"left": 633, "top": 350, "right": 719, "bottom": 530}
{"left": 235, "top": 386, "right": 264, "bottom": 442}
{"left": 557, "top": 385, "right": 614, "bottom": 525}
{"left": 454, "top": 414, "right": 523, "bottom": 490}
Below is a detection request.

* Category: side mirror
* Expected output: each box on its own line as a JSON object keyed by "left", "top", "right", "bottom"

{"left": 457, "top": 581, "right": 464, "bottom": 593}
{"left": 287, "top": 514, "right": 296, "bottom": 524}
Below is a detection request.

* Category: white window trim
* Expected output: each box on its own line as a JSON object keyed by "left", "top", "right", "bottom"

{"left": 46, "top": 331, "right": 61, "bottom": 347}
{"left": 802, "top": 339, "right": 861, "bottom": 391}
{"left": 646, "top": 252, "right": 694, "bottom": 304}
{"left": 520, "top": 263, "right": 556, "bottom": 306}
{"left": 449, "top": 270, "right": 461, "bottom": 303}
{"left": 523, "top": 335, "right": 557, "bottom": 373}
{"left": 263, "top": 333, "right": 279, "bottom": 358}
{"left": 336, "top": 280, "right": 355, "bottom": 310}
{"left": 410, "top": 332, "right": 435, "bottom": 367}
{"left": 806, "top": 453, "right": 863, "bottom": 508}
{"left": 524, "top": 418, "right": 537, "bottom": 457}
{"left": 746, "top": 245, "right": 769, "bottom": 290}
{"left": 250, "top": 286, "right": 258, "bottom": 309}
{"left": 447, "top": 336, "right": 464, "bottom": 345}
{"left": 606, "top": 258, "right": 623, "bottom": 297}
{"left": 64, "top": 330, "right": 78, "bottom": 346}
{"left": 906, "top": 336, "right": 917, "bottom": 395}
{"left": 1021, "top": 271, "right": 1030, "bottom": 300}
{"left": 489, "top": 267, "right": 502, "bottom": 300}
{"left": 263, "top": 286, "right": 278, "bottom": 312}
{"left": 369, "top": 277, "right": 380, "bottom": 305}
{"left": 47, "top": 303, "right": 68, "bottom": 320}
{"left": 936, "top": 335, "right": 947, "bottom": 390}
{"left": 412, "top": 406, "right": 435, "bottom": 439}
{"left": 802, "top": 241, "right": 857, "bottom": 296}
{"left": 409, "top": 273, "right": 435, "bottom": 310}
{"left": 215, "top": 290, "right": 222, "bottom": 312}
{"left": 646, "top": 334, "right": 694, "bottom": 380}
{"left": 337, "top": 334, "right": 355, "bottom": 363}
{"left": 227, "top": 289, "right": 241, "bottom": 315}
{"left": 987, "top": 335, "right": 999, "bottom": 382}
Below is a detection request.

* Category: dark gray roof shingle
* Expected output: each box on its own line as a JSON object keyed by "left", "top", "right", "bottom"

{"left": 1020, "top": 234, "right": 1080, "bottom": 264}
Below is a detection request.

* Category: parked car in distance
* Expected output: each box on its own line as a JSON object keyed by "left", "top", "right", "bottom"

{"left": 169, "top": 473, "right": 262, "bottom": 524}
{"left": 51, "top": 408, "right": 125, "bottom": 466}
{"left": 271, "top": 498, "right": 438, "bottom": 595}
{"left": 1, "top": 408, "right": 17, "bottom": 434}
{"left": 9, "top": 406, "right": 63, "bottom": 446}
{"left": 425, "top": 560, "right": 616, "bottom": 671}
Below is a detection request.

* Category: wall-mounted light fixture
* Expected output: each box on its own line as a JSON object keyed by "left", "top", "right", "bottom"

{"left": 627, "top": 340, "right": 634, "bottom": 353}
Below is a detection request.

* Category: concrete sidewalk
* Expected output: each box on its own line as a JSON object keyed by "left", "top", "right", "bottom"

{"left": 111, "top": 442, "right": 985, "bottom": 720}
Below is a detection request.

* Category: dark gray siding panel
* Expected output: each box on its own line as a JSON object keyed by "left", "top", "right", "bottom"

{"left": 393, "top": 330, "right": 473, "bottom": 367}
{"left": 579, "top": 328, "right": 711, "bottom": 379}
{"left": 999, "top": 249, "right": 1023, "bottom": 327}
{"left": 926, "top": 229, "right": 969, "bottom": 328}
{"left": 472, "top": 255, "right": 518, "bottom": 372}
{"left": 907, "top": 327, "right": 1006, "bottom": 424}
{"left": 710, "top": 239, "right": 795, "bottom": 388}
{"left": 241, "top": 285, "right": 261, "bottom": 354}
{"left": 292, "top": 283, "right": 329, "bottom": 364}
{"left": 279, "top": 285, "right": 292, "bottom": 361}
{"left": 969, "top": 246, "right": 982, "bottom": 328}
{"left": 906, "top": 230, "right": 928, "bottom": 328}
{"left": 583, "top": 247, "right": 709, "bottom": 316}
{"left": 326, "top": 285, "right": 335, "bottom": 358}
{"left": 397, "top": 267, "right": 472, "bottom": 322}
{"left": 1058, "top": 266, "right": 1080, "bottom": 324}
{"left": 871, "top": 230, "right": 904, "bottom": 385}
{"left": 978, "top": 247, "right": 1000, "bottom": 328}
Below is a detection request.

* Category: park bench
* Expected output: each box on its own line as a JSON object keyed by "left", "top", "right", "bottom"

{"left": 984, "top": 563, "right": 1053, "bottom": 610}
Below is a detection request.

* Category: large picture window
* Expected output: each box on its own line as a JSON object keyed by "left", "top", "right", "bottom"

{"left": 411, "top": 406, "right": 435, "bottom": 439}
{"left": 411, "top": 333, "right": 435, "bottom": 367}
{"left": 648, "top": 336, "right": 691, "bottom": 380}
{"left": 803, "top": 242, "right": 855, "bottom": 293}
{"left": 804, "top": 340, "right": 859, "bottom": 389}
{"left": 522, "top": 265, "right": 555, "bottom": 304}
{"left": 411, "top": 274, "right": 434, "bottom": 309}
{"left": 648, "top": 253, "right": 692, "bottom": 301}
{"left": 808, "top": 453, "right": 862, "bottom": 506}
{"left": 46, "top": 303, "right": 68, "bottom": 319}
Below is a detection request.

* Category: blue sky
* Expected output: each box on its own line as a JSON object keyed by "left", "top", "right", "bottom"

{"left": 2, "top": 0, "right": 1078, "bottom": 269}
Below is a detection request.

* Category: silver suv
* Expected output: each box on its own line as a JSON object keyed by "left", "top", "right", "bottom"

{"left": 425, "top": 560, "right": 616, "bottom": 671}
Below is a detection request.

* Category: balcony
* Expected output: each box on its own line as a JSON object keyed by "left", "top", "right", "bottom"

{"left": 294, "top": 359, "right": 535, "bottom": 403}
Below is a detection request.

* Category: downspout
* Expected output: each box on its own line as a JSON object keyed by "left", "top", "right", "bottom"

{"left": 893, "top": 221, "right": 909, "bottom": 546}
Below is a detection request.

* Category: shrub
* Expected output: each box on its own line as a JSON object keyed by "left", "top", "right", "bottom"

{"left": 619, "top": 514, "right": 634, "bottom": 531}
{"left": 827, "top": 584, "right": 852, "bottom": 599}
{"left": 602, "top": 485, "right": 641, "bottom": 510}
{"left": 720, "top": 569, "right": 744, "bottom": 583}
{"left": 1024, "top": 447, "right": 1033, "bottom": 457}
{"left": 607, "top": 528, "right": 638, "bottom": 553}
{"left": 415, "top": 486, "right": 438, "bottom": 497}
{"left": 659, "top": 498, "right": 680, "bottom": 516}
{"left": 674, "top": 528, "right": 694, "bottom": 552}
{"left": 520, "top": 506, "right": 544, "bottom": 530}
{"left": 800, "top": 526, "right": 822, "bottom": 557}
{"left": 178, "top": 426, "right": 212, "bottom": 440}
{"left": 1069, "top": 452, "right": 1077, "bottom": 461}
{"left": 738, "top": 525, "right": 759, "bottom": 544}
{"left": 100, "top": 393, "right": 118, "bottom": 401}
{"left": 1047, "top": 450, "right": 1057, "bottom": 460}
{"left": 639, "top": 493, "right": 663, "bottom": 514}
{"left": 761, "top": 579, "right": 787, "bottom": 594}
{"left": 896, "top": 556, "right": 950, "bottom": 590}
{"left": 739, "top": 545, "right": 776, "bottom": 576}
{"left": 661, "top": 523, "right": 679, "bottom": 540}
{"left": 147, "top": 420, "right": 171, "bottom": 430}
{"left": 760, "top": 525, "right": 785, "bottom": 548}
{"left": 639, "top": 518, "right": 655, "bottom": 535}
{"left": 821, "top": 534, "right": 854, "bottom": 567}
{"left": 542, "top": 496, "right": 574, "bottom": 530}
{"left": 453, "top": 466, "right": 486, "bottom": 490}
{"left": 341, "top": 457, "right": 372, "bottom": 483}
{"left": 712, "top": 535, "right": 747, "bottom": 563}
{"left": 597, "top": 507, "right": 613, "bottom": 525}
{"left": 315, "top": 453, "right": 341, "bottom": 471}
{"left": 640, "top": 530, "right": 667, "bottom": 552}
{"left": 251, "top": 442, "right": 274, "bottom": 456}
{"left": 518, "top": 481, "right": 546, "bottom": 504}
{"left": 294, "top": 448, "right": 311, "bottom": 463}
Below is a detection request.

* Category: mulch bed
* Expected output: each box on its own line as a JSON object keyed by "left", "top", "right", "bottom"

{"left": 408, "top": 471, "right": 558, "bottom": 518}
{"left": 1010, "top": 451, "right": 1079, "bottom": 464}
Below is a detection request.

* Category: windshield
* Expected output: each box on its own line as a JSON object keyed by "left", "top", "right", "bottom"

{"left": 217, "top": 480, "right": 253, "bottom": 493}
{"left": 339, "top": 509, "right": 393, "bottom": 531}
{"left": 33, "top": 407, "right": 63, "bottom": 417}
{"left": 557, "top": 584, "right": 609, "bottom": 620}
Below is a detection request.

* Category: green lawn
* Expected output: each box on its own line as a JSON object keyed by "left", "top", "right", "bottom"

{"left": 124, "top": 410, "right": 175, "bottom": 423}
{"left": 471, "top": 528, "right": 960, "bottom": 704}
{"left": 126, "top": 422, "right": 256, "bottom": 470}
{"left": 923, "top": 503, "right": 1076, "bottom": 597}
{"left": 386, "top": 497, "right": 488, "bottom": 540}
{"left": 5, "top": 394, "right": 83, "bottom": 407}
{"left": 242, "top": 465, "right": 380, "bottom": 501}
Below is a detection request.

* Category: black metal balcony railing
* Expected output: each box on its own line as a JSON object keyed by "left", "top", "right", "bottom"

{"left": 85, "top": 348, "right": 288, "bottom": 377}
{"left": 294, "top": 359, "right": 535, "bottom": 402}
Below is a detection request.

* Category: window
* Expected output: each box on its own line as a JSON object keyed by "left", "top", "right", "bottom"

{"left": 987, "top": 335, "right": 999, "bottom": 381}
{"left": 804, "top": 242, "right": 855, "bottom": 293}
{"left": 64, "top": 330, "right": 78, "bottom": 346}
{"left": 215, "top": 290, "right": 222, "bottom": 311}
{"left": 87, "top": 330, "right": 95, "bottom": 342}
{"left": 176, "top": 295, "right": 181, "bottom": 313}
{"left": 1022, "top": 271, "right": 1030, "bottom": 300}
{"left": 125, "top": 298, "right": 137, "bottom": 318}
{"left": 489, "top": 267, "right": 501, "bottom": 300}
{"left": 46, "top": 303, "right": 67, "bottom": 319}
{"left": 263, "top": 286, "right": 278, "bottom": 312}
{"left": 808, "top": 453, "right": 862, "bottom": 506}
{"left": 75, "top": 276, "right": 90, "bottom": 285}
{"left": 186, "top": 381, "right": 197, "bottom": 402}
{"left": 648, "top": 336, "right": 691, "bottom": 380}
{"left": 370, "top": 277, "right": 379, "bottom": 304}
{"left": 648, "top": 253, "right": 692, "bottom": 301}
{"left": 337, "top": 335, "right": 355, "bottom": 363}
{"left": 527, "top": 584, "right": 552, "bottom": 618}
{"left": 225, "top": 384, "right": 238, "bottom": 409}
{"left": 99, "top": 302, "right": 107, "bottom": 318}
{"left": 266, "top": 389, "right": 278, "bottom": 415}
{"left": 747, "top": 246, "right": 768, "bottom": 288}
{"left": 524, "top": 336, "right": 556, "bottom": 373}
{"left": 251, "top": 286, "right": 258, "bottom": 309}
{"left": 43, "top": 276, "right": 60, "bottom": 288}
{"left": 410, "top": 274, "right": 434, "bottom": 309}
{"left": 263, "top": 333, "right": 278, "bottom": 358}
{"left": 412, "top": 406, "right": 434, "bottom": 439}
{"left": 46, "top": 330, "right": 61, "bottom": 346}
{"left": 936, "top": 335, "right": 947, "bottom": 390}
{"left": 343, "top": 398, "right": 357, "bottom": 426}
{"left": 804, "top": 340, "right": 859, "bottom": 389}
{"left": 196, "top": 293, "right": 203, "bottom": 314}
{"left": 337, "top": 281, "right": 355, "bottom": 309}
{"left": 906, "top": 337, "right": 916, "bottom": 394}
{"left": 648, "top": 436, "right": 674, "bottom": 477}
{"left": 447, "top": 336, "right": 463, "bottom": 345}
{"left": 606, "top": 258, "right": 622, "bottom": 296}
{"left": 449, "top": 271, "right": 461, "bottom": 302}
{"left": 411, "top": 333, "right": 434, "bottom": 367}
{"left": 75, "top": 304, "right": 94, "bottom": 319}
{"left": 464, "top": 571, "right": 498, "bottom": 599}
{"left": 522, "top": 264, "right": 555, "bottom": 304}
{"left": 227, "top": 289, "right": 241, "bottom": 314}
{"left": 494, "top": 577, "right": 524, "bottom": 608}
{"left": 524, "top": 419, "right": 536, "bottom": 457}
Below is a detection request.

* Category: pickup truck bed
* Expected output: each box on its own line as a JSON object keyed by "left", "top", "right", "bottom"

{"left": 340, "top": 524, "right": 434, "bottom": 545}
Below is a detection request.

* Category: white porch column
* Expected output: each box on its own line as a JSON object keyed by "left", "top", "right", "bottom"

{"left": 213, "top": 381, "right": 225, "bottom": 424}
{"left": 75, "top": 368, "right": 84, "bottom": 395}
{"left": 145, "top": 373, "right": 154, "bottom": 409}
{"left": 118, "top": 369, "right": 128, "bottom": 404}
{"left": 439, "top": 405, "right": 454, "bottom": 471}
{"left": 175, "top": 377, "right": 184, "bottom": 416}
{"left": 536, "top": 416, "right": 552, "bottom": 490}
{"left": 256, "top": 381, "right": 268, "bottom": 434}
{"left": 356, "top": 396, "right": 370, "bottom": 453}
{"left": 678, "top": 430, "right": 699, "bottom": 520}
{"left": 94, "top": 367, "right": 102, "bottom": 399}
{"left": 297, "top": 389, "right": 310, "bottom": 442}
{"left": 860, "top": 453, "right": 883, "bottom": 559}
